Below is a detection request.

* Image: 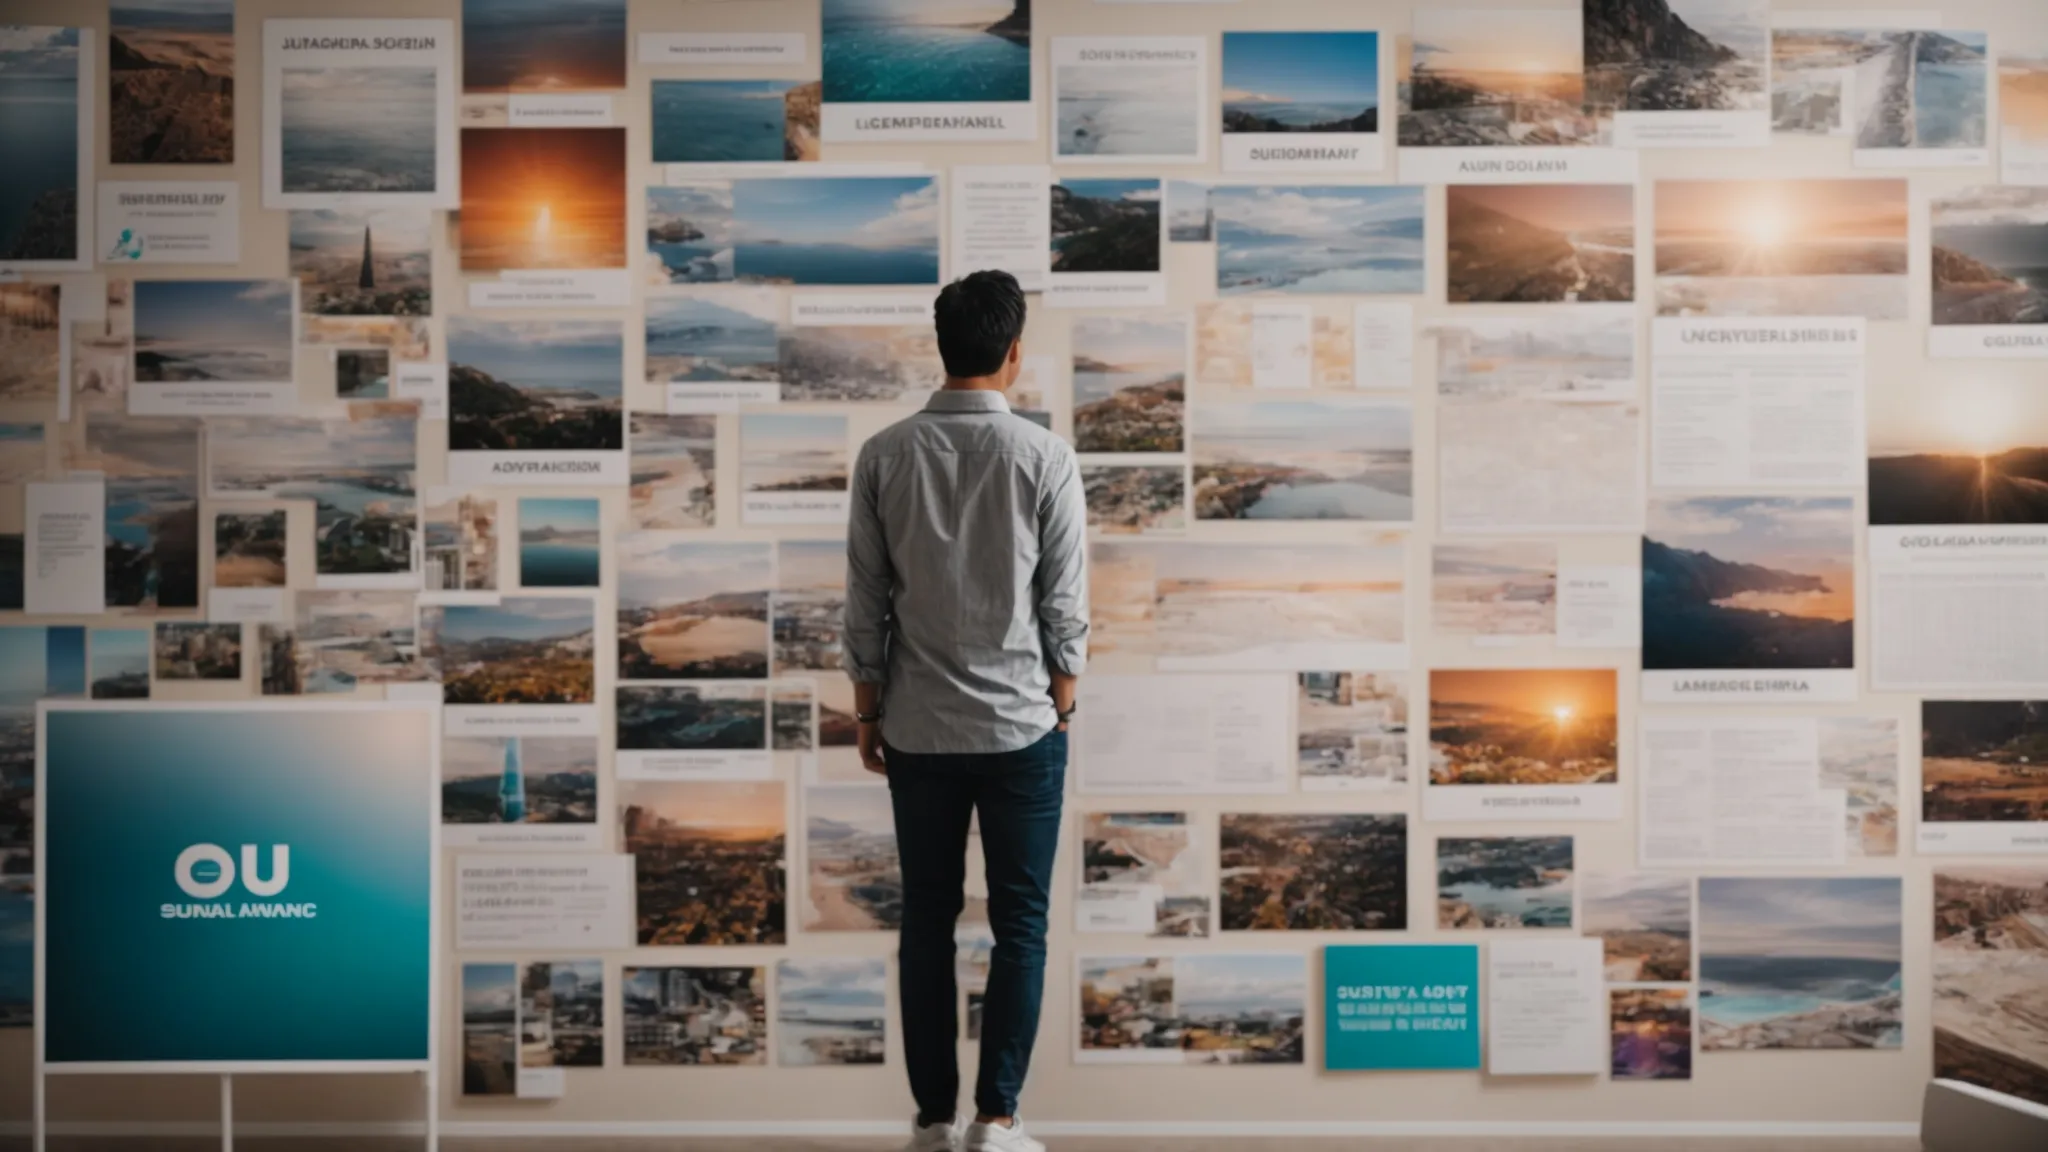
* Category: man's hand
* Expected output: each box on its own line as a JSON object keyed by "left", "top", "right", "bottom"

{"left": 858, "top": 721, "right": 887, "bottom": 775}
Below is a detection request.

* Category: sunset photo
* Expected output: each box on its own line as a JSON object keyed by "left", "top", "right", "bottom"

{"left": 1428, "top": 669, "right": 1618, "bottom": 787}
{"left": 459, "top": 127, "right": 627, "bottom": 271}
{"left": 1643, "top": 496, "right": 1855, "bottom": 672}
{"left": 1868, "top": 376, "right": 2048, "bottom": 525}
{"left": 1654, "top": 178, "right": 1908, "bottom": 318}
{"left": 1446, "top": 184, "right": 1634, "bottom": 303}
{"left": 463, "top": 0, "right": 626, "bottom": 94}
{"left": 621, "top": 780, "right": 785, "bottom": 947}
{"left": 1398, "top": 11, "right": 1599, "bottom": 147}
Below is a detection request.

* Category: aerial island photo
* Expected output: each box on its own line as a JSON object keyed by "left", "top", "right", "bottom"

{"left": 1699, "top": 876, "right": 1902, "bottom": 1050}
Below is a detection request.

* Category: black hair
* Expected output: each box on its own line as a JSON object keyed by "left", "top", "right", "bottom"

{"left": 933, "top": 270, "right": 1026, "bottom": 379}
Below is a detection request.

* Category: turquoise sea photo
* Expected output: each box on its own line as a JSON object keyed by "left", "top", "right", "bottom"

{"left": 822, "top": 0, "right": 1029, "bottom": 105}
{"left": 0, "top": 26, "right": 81, "bottom": 262}
{"left": 519, "top": 497, "right": 601, "bottom": 588}
{"left": 732, "top": 176, "right": 940, "bottom": 286}
{"left": 1699, "top": 876, "right": 1903, "bottom": 1050}
{"left": 653, "top": 80, "right": 820, "bottom": 164}
{"left": 647, "top": 184, "right": 733, "bottom": 284}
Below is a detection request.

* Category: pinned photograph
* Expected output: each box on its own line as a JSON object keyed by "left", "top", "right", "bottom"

{"left": 66, "top": 415, "right": 201, "bottom": 610}
{"left": 0, "top": 424, "right": 39, "bottom": 486}
{"left": 2005, "top": 40, "right": 2048, "bottom": 185}
{"left": 1654, "top": 178, "right": 1908, "bottom": 318}
{"left": 1079, "top": 812, "right": 1208, "bottom": 937}
{"left": 616, "top": 684, "right": 769, "bottom": 767}
{"left": 779, "top": 322, "right": 942, "bottom": 403}
{"left": 820, "top": 0, "right": 1031, "bottom": 140}
{"left": 88, "top": 629, "right": 151, "bottom": 699}
{"left": 620, "top": 780, "right": 786, "bottom": 946}
{"left": 628, "top": 413, "right": 715, "bottom": 531}
{"left": 1054, "top": 37, "right": 1205, "bottom": 162}
{"left": 646, "top": 184, "right": 733, "bottom": 286}
{"left": 805, "top": 784, "right": 901, "bottom": 932}
{"left": 1398, "top": 11, "right": 1603, "bottom": 147}
{"left": 741, "top": 412, "right": 849, "bottom": 525}
{"left": 518, "top": 959, "right": 603, "bottom": 1077}
{"left": 1078, "top": 954, "right": 1306, "bottom": 1065}
{"left": 1082, "top": 464, "right": 1186, "bottom": 535}
{"left": 459, "top": 127, "right": 627, "bottom": 271}
{"left": 1934, "top": 868, "right": 2048, "bottom": 1106}
{"left": 1051, "top": 178, "right": 1162, "bottom": 275}
{"left": 773, "top": 539, "right": 844, "bottom": 674}
{"left": 644, "top": 290, "right": 778, "bottom": 389}
{"left": 206, "top": 408, "right": 418, "bottom": 586}
{"left": 1190, "top": 398, "right": 1411, "bottom": 522}
{"left": 423, "top": 491, "right": 499, "bottom": 595}
{"left": 462, "top": 962, "right": 517, "bottom": 1094}
{"left": 731, "top": 176, "right": 940, "bottom": 287}
{"left": 462, "top": 0, "right": 624, "bottom": 94}
{"left": 1432, "top": 542, "right": 1557, "bottom": 638}
{"left": 777, "top": 958, "right": 886, "bottom": 1066}
{"left": 1868, "top": 377, "right": 2048, "bottom": 525}
{"left": 278, "top": 52, "right": 439, "bottom": 197}
{"left": 1832, "top": 30, "right": 1989, "bottom": 160}
{"left": 622, "top": 966, "right": 767, "bottom": 1065}
{"left": 1212, "top": 185, "right": 1424, "bottom": 296}
{"left": 653, "top": 80, "right": 821, "bottom": 165}
{"left": 290, "top": 207, "right": 433, "bottom": 317}
{"left": 132, "top": 280, "right": 296, "bottom": 408}
{"left": 0, "top": 284, "right": 60, "bottom": 402}
{"left": 0, "top": 26, "right": 87, "bottom": 266}
{"left": 70, "top": 278, "right": 134, "bottom": 414}
{"left": 1921, "top": 702, "right": 2048, "bottom": 853}
{"left": 110, "top": 0, "right": 233, "bottom": 164}
{"left": 446, "top": 317, "right": 625, "bottom": 477}
{"left": 1446, "top": 184, "right": 1634, "bottom": 303}
{"left": 1296, "top": 671, "right": 1407, "bottom": 791}
{"left": 1611, "top": 989, "right": 1692, "bottom": 1080}
{"left": 154, "top": 621, "right": 240, "bottom": 681}
{"left": 618, "top": 537, "right": 771, "bottom": 680}
{"left": 517, "top": 497, "right": 599, "bottom": 589}
{"left": 1698, "top": 876, "right": 1902, "bottom": 1050}
{"left": 1583, "top": 0, "right": 1768, "bottom": 123}
{"left": 772, "top": 681, "right": 814, "bottom": 752}
{"left": 1929, "top": 186, "right": 2048, "bottom": 340}
{"left": 439, "top": 597, "right": 596, "bottom": 705}
{"left": 1581, "top": 873, "right": 1692, "bottom": 982}
{"left": 1166, "top": 181, "right": 1211, "bottom": 243}
{"left": 1221, "top": 31, "right": 1380, "bottom": 172}
{"left": 442, "top": 734, "right": 597, "bottom": 829}
{"left": 1071, "top": 314, "right": 1185, "bottom": 454}
{"left": 1220, "top": 813, "right": 1406, "bottom": 932}
{"left": 1437, "top": 835, "right": 1574, "bottom": 929}
{"left": 334, "top": 349, "right": 388, "bottom": 399}
{"left": 286, "top": 590, "right": 431, "bottom": 691}
{"left": 212, "top": 510, "right": 284, "bottom": 589}
{"left": 1819, "top": 717, "right": 1899, "bottom": 857}
{"left": 1427, "top": 668, "right": 1618, "bottom": 798}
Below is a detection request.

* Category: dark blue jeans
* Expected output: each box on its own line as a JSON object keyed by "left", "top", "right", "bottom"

{"left": 885, "top": 727, "right": 1065, "bottom": 1124}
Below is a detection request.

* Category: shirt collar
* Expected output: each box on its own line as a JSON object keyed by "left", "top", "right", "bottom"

{"left": 923, "top": 388, "right": 1011, "bottom": 415}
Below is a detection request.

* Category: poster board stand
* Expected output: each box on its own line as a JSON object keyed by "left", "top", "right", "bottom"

{"left": 32, "top": 701, "right": 443, "bottom": 1152}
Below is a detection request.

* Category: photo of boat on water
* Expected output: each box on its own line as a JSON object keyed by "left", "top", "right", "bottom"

{"left": 1934, "top": 868, "right": 2048, "bottom": 1106}
{"left": 1071, "top": 314, "right": 1185, "bottom": 454}
{"left": 617, "top": 536, "right": 770, "bottom": 680}
{"left": 1398, "top": 11, "right": 1603, "bottom": 147}
{"left": 447, "top": 317, "right": 624, "bottom": 455}
{"left": 621, "top": 780, "right": 785, "bottom": 946}
{"left": 1437, "top": 835, "right": 1574, "bottom": 929}
{"left": 653, "top": 80, "right": 821, "bottom": 165}
{"left": 1051, "top": 178, "right": 1162, "bottom": 275}
{"left": 110, "top": 0, "right": 234, "bottom": 164}
{"left": 821, "top": 0, "right": 1029, "bottom": 106}
{"left": 1190, "top": 399, "right": 1411, "bottom": 522}
{"left": 1428, "top": 669, "right": 1618, "bottom": 788}
{"left": 518, "top": 497, "right": 600, "bottom": 589}
{"left": 462, "top": 0, "right": 625, "bottom": 94}
{"left": 1655, "top": 178, "right": 1909, "bottom": 318}
{"left": 460, "top": 127, "right": 626, "bottom": 271}
{"left": 1642, "top": 496, "right": 1855, "bottom": 673}
{"left": 1078, "top": 954, "right": 1307, "bottom": 1065}
{"left": 1922, "top": 701, "right": 2048, "bottom": 829}
{"left": 207, "top": 408, "right": 418, "bottom": 583}
{"left": 282, "top": 64, "right": 436, "bottom": 194}
{"left": 777, "top": 958, "right": 886, "bottom": 1066}
{"left": 629, "top": 413, "right": 715, "bottom": 531}
{"left": 646, "top": 184, "right": 733, "bottom": 285}
{"left": 65, "top": 415, "right": 201, "bottom": 611}
{"left": 805, "top": 784, "right": 901, "bottom": 932}
{"left": 1698, "top": 876, "right": 1902, "bottom": 1050}
{"left": 1296, "top": 672, "right": 1407, "bottom": 791}
{"left": 1055, "top": 37, "right": 1203, "bottom": 160}
{"left": 1447, "top": 184, "right": 1634, "bottom": 303}
{"left": 133, "top": 280, "right": 295, "bottom": 387}
{"left": 731, "top": 176, "right": 940, "bottom": 287}
{"left": 1582, "top": 872, "right": 1693, "bottom": 983}
{"left": 1584, "top": 0, "right": 1768, "bottom": 116}
{"left": 1930, "top": 186, "right": 2048, "bottom": 327}
{"left": 1212, "top": 185, "right": 1424, "bottom": 296}
{"left": 1868, "top": 377, "right": 2048, "bottom": 525}
{"left": 290, "top": 206, "right": 433, "bottom": 317}
{"left": 0, "top": 25, "right": 84, "bottom": 264}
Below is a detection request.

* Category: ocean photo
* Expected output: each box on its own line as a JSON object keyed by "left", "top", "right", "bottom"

{"left": 731, "top": 176, "right": 940, "bottom": 286}
{"left": 1400, "top": 11, "right": 1599, "bottom": 147}
{"left": 110, "top": 0, "right": 234, "bottom": 164}
{"left": 1865, "top": 32, "right": 1986, "bottom": 150}
{"left": 89, "top": 629, "right": 151, "bottom": 699}
{"left": 1429, "top": 669, "right": 1618, "bottom": 788}
{"left": 646, "top": 184, "right": 733, "bottom": 285}
{"left": 0, "top": 26, "right": 80, "bottom": 262}
{"left": 439, "top": 597, "right": 596, "bottom": 705}
{"left": 0, "top": 284, "right": 60, "bottom": 400}
{"left": 133, "top": 280, "right": 295, "bottom": 385}
{"left": 68, "top": 416, "right": 201, "bottom": 610}
{"left": 460, "top": 127, "right": 626, "bottom": 271}
{"left": 628, "top": 413, "right": 715, "bottom": 531}
{"left": 1584, "top": 0, "right": 1768, "bottom": 115}
{"left": 821, "top": 0, "right": 1029, "bottom": 105}
{"left": 617, "top": 684, "right": 767, "bottom": 752}
{"left": 777, "top": 959, "right": 886, "bottom": 1066}
{"left": 1934, "top": 868, "right": 2048, "bottom": 1106}
{"left": 1213, "top": 185, "right": 1424, "bottom": 295}
{"left": 208, "top": 411, "right": 417, "bottom": 580}
{"left": 805, "top": 784, "right": 901, "bottom": 931}
{"left": 1447, "top": 184, "right": 1634, "bottom": 303}
{"left": 1583, "top": 873, "right": 1694, "bottom": 983}
{"left": 282, "top": 66, "right": 436, "bottom": 194}
{"left": 652, "top": 80, "right": 820, "bottom": 164}
{"left": 1057, "top": 53, "right": 1202, "bottom": 158}
{"left": 1072, "top": 315, "right": 1185, "bottom": 454}
{"left": 462, "top": 0, "right": 625, "bottom": 93}
{"left": 1052, "top": 178, "right": 1162, "bottom": 274}
{"left": 1868, "top": 377, "right": 2048, "bottom": 525}
{"left": 644, "top": 290, "right": 779, "bottom": 385}
{"left": 1432, "top": 542, "right": 1557, "bottom": 637}
{"left": 441, "top": 735, "right": 597, "bottom": 826}
{"left": 1642, "top": 496, "right": 1855, "bottom": 673}
{"left": 519, "top": 497, "right": 600, "bottom": 588}
{"left": 1930, "top": 186, "right": 2048, "bottom": 326}
{"left": 743, "top": 412, "right": 848, "bottom": 494}
{"left": 1655, "top": 179, "right": 1909, "bottom": 318}
{"left": 447, "top": 317, "right": 624, "bottom": 454}
{"left": 617, "top": 537, "right": 770, "bottom": 680}
{"left": 1436, "top": 835, "right": 1574, "bottom": 929}
{"left": 1699, "top": 876, "right": 1903, "bottom": 1050}
{"left": 1296, "top": 671, "right": 1408, "bottom": 790}
{"left": 1222, "top": 32, "right": 1379, "bottom": 134}
{"left": 1191, "top": 399, "right": 1411, "bottom": 521}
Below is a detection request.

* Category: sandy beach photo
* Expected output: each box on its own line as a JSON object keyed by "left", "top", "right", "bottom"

{"left": 805, "top": 784, "right": 901, "bottom": 932}
{"left": 628, "top": 413, "right": 715, "bottom": 530}
{"left": 1429, "top": 669, "right": 1617, "bottom": 788}
{"left": 283, "top": 65, "right": 436, "bottom": 194}
{"left": 1192, "top": 399, "right": 1411, "bottom": 522}
{"left": 1582, "top": 873, "right": 1693, "bottom": 982}
{"left": 617, "top": 536, "right": 769, "bottom": 681}
{"left": 1934, "top": 868, "right": 2048, "bottom": 1106}
{"left": 290, "top": 207, "right": 433, "bottom": 317}
{"left": 1655, "top": 178, "right": 1908, "bottom": 318}
{"left": 110, "top": 0, "right": 234, "bottom": 164}
{"left": 621, "top": 780, "right": 785, "bottom": 946}
{"left": 1399, "top": 11, "right": 1601, "bottom": 147}
{"left": 1432, "top": 542, "right": 1556, "bottom": 637}
{"left": 1072, "top": 315, "right": 1185, "bottom": 454}
{"left": 1699, "top": 876, "right": 1902, "bottom": 1050}
{"left": 463, "top": 0, "right": 624, "bottom": 94}
{"left": 1213, "top": 186, "right": 1424, "bottom": 296}
{"left": 1437, "top": 835, "right": 1574, "bottom": 929}
{"left": 622, "top": 965, "right": 767, "bottom": 1065}
{"left": 1446, "top": 184, "right": 1634, "bottom": 303}
{"left": 447, "top": 317, "right": 624, "bottom": 455}
{"left": 822, "top": 0, "right": 1029, "bottom": 106}
{"left": 742, "top": 413, "right": 847, "bottom": 496}
{"left": 0, "top": 284, "right": 60, "bottom": 401}
{"left": 133, "top": 280, "right": 294, "bottom": 387}
{"left": 0, "top": 26, "right": 83, "bottom": 262}
{"left": 1643, "top": 496, "right": 1855, "bottom": 672}
{"left": 212, "top": 510, "right": 284, "bottom": 588}
{"left": 654, "top": 80, "right": 821, "bottom": 165}
{"left": 460, "top": 127, "right": 626, "bottom": 271}
{"left": 778, "top": 959, "right": 886, "bottom": 1066}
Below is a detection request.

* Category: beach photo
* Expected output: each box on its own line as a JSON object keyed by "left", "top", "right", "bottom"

{"left": 644, "top": 289, "right": 778, "bottom": 386}
{"left": 89, "top": 629, "right": 151, "bottom": 699}
{"left": 1654, "top": 179, "right": 1908, "bottom": 318}
{"left": 290, "top": 206, "right": 433, "bottom": 317}
{"left": 1869, "top": 377, "right": 2048, "bottom": 525}
{"left": 742, "top": 412, "right": 848, "bottom": 495}
{"left": 447, "top": 317, "right": 624, "bottom": 454}
{"left": 1223, "top": 31, "right": 1378, "bottom": 136}
{"left": 110, "top": 0, "right": 234, "bottom": 164}
{"left": 1399, "top": 11, "right": 1601, "bottom": 147}
{"left": 622, "top": 966, "right": 767, "bottom": 1065}
{"left": 1082, "top": 812, "right": 1209, "bottom": 937}
{"left": 821, "top": 0, "right": 1029, "bottom": 106}
{"left": 777, "top": 959, "right": 886, "bottom": 1066}
{"left": 207, "top": 410, "right": 417, "bottom": 582}
{"left": 463, "top": 0, "right": 624, "bottom": 94}
{"left": 653, "top": 80, "right": 821, "bottom": 165}
{"left": 462, "top": 963, "right": 516, "bottom": 1094}
{"left": 805, "top": 784, "right": 901, "bottom": 932}
{"left": 1934, "top": 868, "right": 2048, "bottom": 1106}
{"left": 1437, "top": 836, "right": 1574, "bottom": 929}
{"left": 733, "top": 176, "right": 940, "bottom": 286}
{"left": 618, "top": 537, "right": 770, "bottom": 680}
{"left": 617, "top": 684, "right": 767, "bottom": 753}
{"left": 1212, "top": 186, "right": 1424, "bottom": 295}
{"left": 1071, "top": 315, "right": 1185, "bottom": 454}
{"left": 1051, "top": 179, "right": 1162, "bottom": 274}
{"left": 1820, "top": 717, "right": 1900, "bottom": 857}
{"left": 646, "top": 184, "right": 732, "bottom": 285}
{"left": 1612, "top": 989, "right": 1693, "bottom": 1081}
{"left": 0, "top": 284, "right": 60, "bottom": 401}
{"left": 622, "top": 780, "right": 783, "bottom": 947}
{"left": 1428, "top": 669, "right": 1618, "bottom": 788}
{"left": 460, "top": 127, "right": 626, "bottom": 271}
{"left": 1432, "top": 542, "right": 1557, "bottom": 637}
{"left": 1220, "top": 813, "right": 1406, "bottom": 932}
{"left": 1055, "top": 38, "right": 1202, "bottom": 160}
{"left": 1446, "top": 184, "right": 1634, "bottom": 303}
{"left": 212, "top": 511, "right": 284, "bottom": 588}
{"left": 1931, "top": 186, "right": 2048, "bottom": 327}
{"left": 518, "top": 498, "right": 599, "bottom": 589}
{"left": 424, "top": 492, "right": 497, "bottom": 594}
{"left": 133, "top": 280, "right": 294, "bottom": 387}
{"left": 1922, "top": 702, "right": 2048, "bottom": 827}
{"left": 772, "top": 682, "right": 814, "bottom": 752}
{"left": 1079, "top": 954, "right": 1306, "bottom": 1065}
{"left": 286, "top": 590, "right": 429, "bottom": 691}
{"left": 1698, "top": 876, "right": 1902, "bottom": 1050}
{"left": 1083, "top": 464, "right": 1186, "bottom": 535}
{"left": 778, "top": 323, "right": 943, "bottom": 403}
{"left": 439, "top": 597, "right": 595, "bottom": 705}
{"left": 1296, "top": 672, "right": 1407, "bottom": 791}
{"left": 1642, "top": 497, "right": 1855, "bottom": 672}
{"left": 629, "top": 413, "right": 714, "bottom": 531}
{"left": 774, "top": 539, "right": 844, "bottom": 674}
{"left": 1582, "top": 873, "right": 1693, "bottom": 983}
{"left": 1583, "top": 0, "right": 1768, "bottom": 115}
{"left": 69, "top": 415, "right": 201, "bottom": 610}
{"left": 1191, "top": 399, "right": 1411, "bottom": 522}
{"left": 0, "top": 26, "right": 82, "bottom": 263}
{"left": 282, "top": 65, "right": 436, "bottom": 194}
{"left": 154, "top": 621, "right": 240, "bottom": 681}
{"left": 334, "top": 349, "right": 388, "bottom": 399}
{"left": 442, "top": 735, "right": 596, "bottom": 827}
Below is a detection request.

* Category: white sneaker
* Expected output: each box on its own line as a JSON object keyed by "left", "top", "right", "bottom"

{"left": 964, "top": 1118, "right": 1044, "bottom": 1152}
{"left": 904, "top": 1115, "right": 961, "bottom": 1152}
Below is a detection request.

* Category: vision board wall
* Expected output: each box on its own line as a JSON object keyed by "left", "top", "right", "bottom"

{"left": 3, "top": 0, "right": 2048, "bottom": 1137}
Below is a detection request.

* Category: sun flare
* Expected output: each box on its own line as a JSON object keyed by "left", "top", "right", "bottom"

{"left": 1745, "top": 209, "right": 1787, "bottom": 249}
{"left": 1552, "top": 705, "right": 1574, "bottom": 725}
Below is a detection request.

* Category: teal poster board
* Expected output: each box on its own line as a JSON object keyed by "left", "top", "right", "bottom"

{"left": 1324, "top": 943, "right": 1480, "bottom": 1070}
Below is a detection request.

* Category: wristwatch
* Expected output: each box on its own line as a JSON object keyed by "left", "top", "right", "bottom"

{"left": 1057, "top": 703, "right": 1077, "bottom": 723}
{"left": 855, "top": 709, "right": 883, "bottom": 724}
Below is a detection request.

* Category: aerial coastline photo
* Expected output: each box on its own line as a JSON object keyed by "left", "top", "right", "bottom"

{"left": 618, "top": 536, "right": 771, "bottom": 680}
{"left": 1642, "top": 496, "right": 1855, "bottom": 673}
{"left": 1220, "top": 813, "right": 1406, "bottom": 932}
{"left": 1399, "top": 11, "right": 1602, "bottom": 147}
{"left": 628, "top": 413, "right": 715, "bottom": 531}
{"left": 1212, "top": 185, "right": 1424, "bottom": 295}
{"left": 462, "top": 0, "right": 625, "bottom": 94}
{"left": 617, "top": 684, "right": 767, "bottom": 754}
{"left": 1222, "top": 31, "right": 1379, "bottom": 136}
{"left": 1446, "top": 184, "right": 1634, "bottom": 303}
{"left": 645, "top": 290, "right": 779, "bottom": 386}
{"left": 1083, "top": 464, "right": 1186, "bottom": 535}
{"left": 1934, "top": 868, "right": 2048, "bottom": 1106}
{"left": 1079, "top": 953, "right": 1306, "bottom": 1065}
{"left": 0, "top": 26, "right": 83, "bottom": 263}
{"left": 1437, "top": 835, "right": 1574, "bottom": 929}
{"left": 110, "top": 0, "right": 234, "bottom": 164}
{"left": 1655, "top": 178, "right": 1909, "bottom": 318}
{"left": 208, "top": 410, "right": 418, "bottom": 582}
{"left": 1191, "top": 399, "right": 1411, "bottom": 521}
{"left": 732, "top": 176, "right": 940, "bottom": 287}
{"left": 438, "top": 597, "right": 596, "bottom": 705}
{"left": 821, "top": 0, "right": 1029, "bottom": 106}
{"left": 1921, "top": 701, "right": 2048, "bottom": 828}
{"left": 447, "top": 317, "right": 625, "bottom": 455}
{"left": 1583, "top": 0, "right": 1768, "bottom": 116}
{"left": 518, "top": 498, "right": 600, "bottom": 589}
{"left": 290, "top": 206, "right": 433, "bottom": 317}
{"left": 646, "top": 184, "right": 733, "bottom": 285}
{"left": 282, "top": 65, "right": 436, "bottom": 194}
{"left": 1930, "top": 186, "right": 2048, "bottom": 327}
{"left": 1581, "top": 872, "right": 1693, "bottom": 983}
{"left": 1428, "top": 669, "right": 1618, "bottom": 788}
{"left": 1052, "top": 178, "right": 1162, "bottom": 275}
{"left": 460, "top": 127, "right": 627, "bottom": 271}
{"left": 133, "top": 280, "right": 295, "bottom": 387}
{"left": 805, "top": 784, "right": 902, "bottom": 932}
{"left": 621, "top": 780, "right": 785, "bottom": 946}
{"left": 1698, "top": 876, "right": 1902, "bottom": 1050}
{"left": 1072, "top": 315, "right": 1185, "bottom": 454}
{"left": 777, "top": 958, "right": 886, "bottom": 1066}
{"left": 654, "top": 80, "right": 821, "bottom": 165}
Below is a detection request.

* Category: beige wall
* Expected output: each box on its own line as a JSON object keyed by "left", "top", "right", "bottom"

{"left": 5, "top": 0, "right": 2041, "bottom": 1135}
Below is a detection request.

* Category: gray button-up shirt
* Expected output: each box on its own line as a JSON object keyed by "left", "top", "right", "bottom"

{"left": 844, "top": 388, "right": 1089, "bottom": 754}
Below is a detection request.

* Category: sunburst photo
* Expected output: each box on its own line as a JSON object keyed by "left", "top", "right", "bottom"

{"left": 459, "top": 127, "right": 627, "bottom": 271}
{"left": 1655, "top": 179, "right": 1908, "bottom": 318}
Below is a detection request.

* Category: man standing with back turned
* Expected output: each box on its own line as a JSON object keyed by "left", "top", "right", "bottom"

{"left": 845, "top": 270, "right": 1087, "bottom": 1152}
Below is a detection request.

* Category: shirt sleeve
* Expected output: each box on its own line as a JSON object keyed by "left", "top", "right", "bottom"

{"left": 842, "top": 447, "right": 894, "bottom": 685}
{"left": 1033, "top": 447, "right": 1090, "bottom": 677}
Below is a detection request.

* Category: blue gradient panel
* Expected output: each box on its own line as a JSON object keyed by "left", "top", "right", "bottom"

{"left": 44, "top": 709, "right": 433, "bottom": 1063}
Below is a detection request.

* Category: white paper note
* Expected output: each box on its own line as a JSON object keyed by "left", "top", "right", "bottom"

{"left": 25, "top": 479, "right": 104, "bottom": 615}
{"left": 951, "top": 166, "right": 1051, "bottom": 292}
{"left": 1487, "top": 938, "right": 1606, "bottom": 1076}
{"left": 454, "top": 854, "right": 635, "bottom": 950}
{"left": 1076, "top": 674, "right": 1290, "bottom": 794}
